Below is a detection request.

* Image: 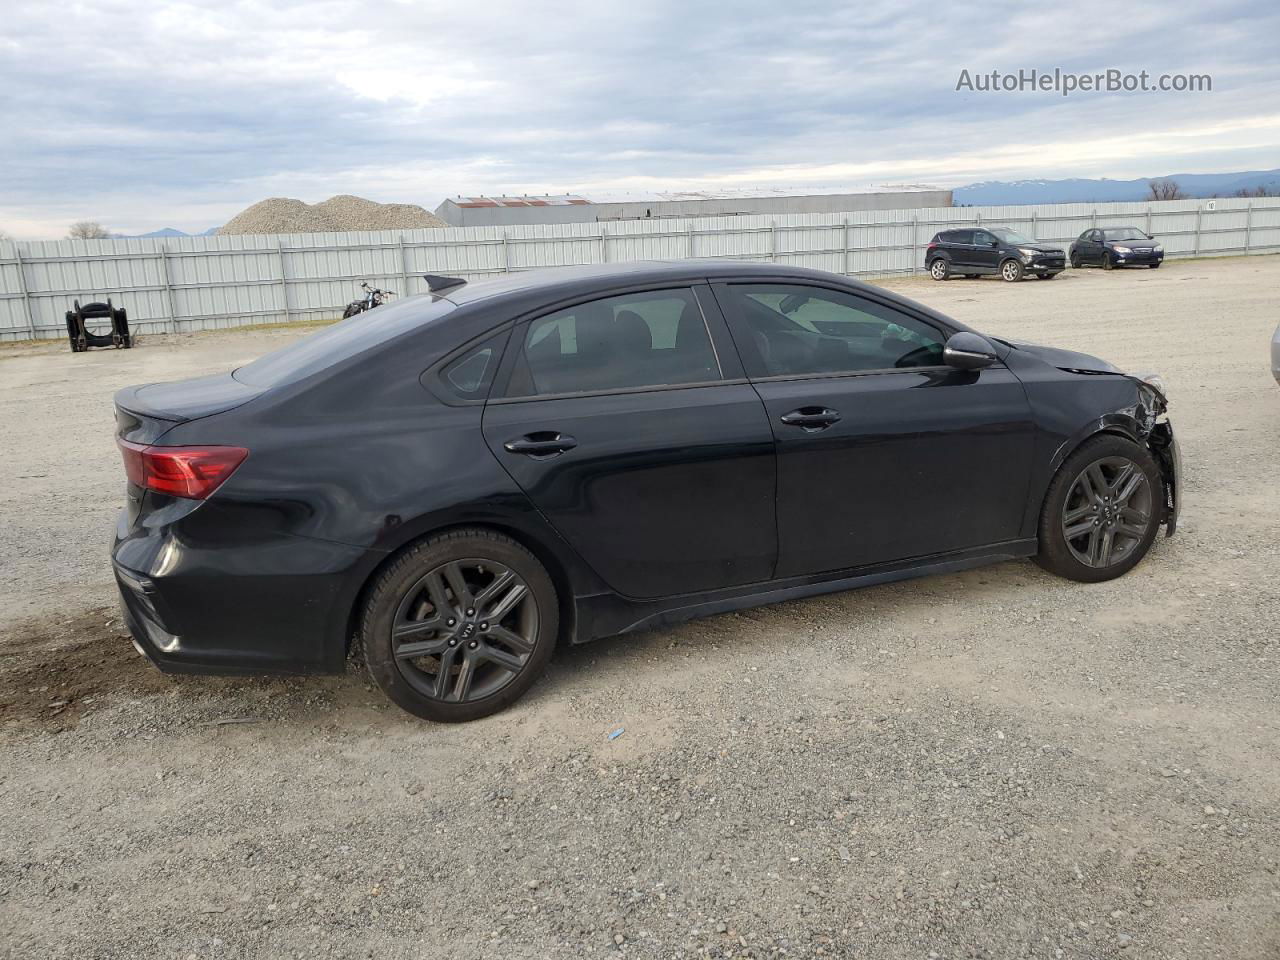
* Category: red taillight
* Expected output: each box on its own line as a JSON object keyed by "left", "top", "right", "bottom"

{"left": 926, "top": 241, "right": 938, "bottom": 250}
{"left": 117, "top": 439, "right": 248, "bottom": 500}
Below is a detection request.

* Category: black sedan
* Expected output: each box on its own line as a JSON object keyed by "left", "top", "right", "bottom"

{"left": 112, "top": 261, "right": 1180, "bottom": 722}
{"left": 1070, "top": 227, "right": 1165, "bottom": 269}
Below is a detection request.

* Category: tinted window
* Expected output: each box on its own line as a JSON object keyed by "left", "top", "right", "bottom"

{"left": 1103, "top": 227, "right": 1146, "bottom": 241}
{"left": 722, "top": 284, "right": 946, "bottom": 378}
{"left": 973, "top": 231, "right": 998, "bottom": 245}
{"left": 944, "top": 230, "right": 973, "bottom": 244}
{"left": 504, "top": 288, "right": 720, "bottom": 398}
{"left": 234, "top": 295, "right": 455, "bottom": 387}
{"left": 437, "top": 330, "right": 509, "bottom": 400}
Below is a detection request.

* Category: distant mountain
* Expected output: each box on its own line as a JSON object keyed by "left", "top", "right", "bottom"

{"left": 954, "top": 169, "right": 1280, "bottom": 205}
{"left": 132, "top": 226, "right": 220, "bottom": 238}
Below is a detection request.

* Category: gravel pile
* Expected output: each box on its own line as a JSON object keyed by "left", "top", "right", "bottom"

{"left": 218, "top": 194, "right": 446, "bottom": 235}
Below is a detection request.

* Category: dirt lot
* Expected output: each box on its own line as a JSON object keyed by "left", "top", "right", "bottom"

{"left": 2, "top": 257, "right": 1279, "bottom": 960}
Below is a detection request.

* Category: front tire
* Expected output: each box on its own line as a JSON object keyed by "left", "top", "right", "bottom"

{"left": 1000, "top": 259, "right": 1024, "bottom": 282}
{"left": 1070, "top": 251, "right": 1082, "bottom": 269}
{"left": 362, "top": 529, "right": 559, "bottom": 722}
{"left": 1034, "top": 435, "right": 1162, "bottom": 583}
{"left": 1103, "top": 252, "right": 1115, "bottom": 270}
{"left": 1036, "top": 272, "right": 1058, "bottom": 280}
{"left": 929, "top": 258, "right": 950, "bottom": 281}
{"left": 1148, "top": 262, "right": 1161, "bottom": 269}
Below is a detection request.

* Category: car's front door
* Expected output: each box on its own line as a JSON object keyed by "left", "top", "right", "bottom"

{"left": 971, "top": 230, "right": 1002, "bottom": 272}
{"left": 482, "top": 284, "right": 777, "bottom": 600}
{"left": 712, "top": 281, "right": 1036, "bottom": 578}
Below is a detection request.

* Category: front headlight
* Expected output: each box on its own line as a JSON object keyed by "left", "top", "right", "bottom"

{"left": 1153, "top": 244, "right": 1163, "bottom": 252}
{"left": 1132, "top": 370, "right": 1167, "bottom": 396}
{"left": 1017, "top": 247, "right": 1036, "bottom": 261}
{"left": 1112, "top": 245, "right": 1133, "bottom": 254}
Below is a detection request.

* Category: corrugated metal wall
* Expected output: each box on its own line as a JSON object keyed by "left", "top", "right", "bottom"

{"left": 3, "top": 196, "right": 1278, "bottom": 340}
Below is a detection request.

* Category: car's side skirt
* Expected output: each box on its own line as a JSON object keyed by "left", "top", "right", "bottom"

{"left": 574, "top": 538, "right": 1039, "bottom": 642}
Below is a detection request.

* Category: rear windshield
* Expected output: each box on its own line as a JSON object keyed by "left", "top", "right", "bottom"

{"left": 233, "top": 294, "right": 455, "bottom": 387}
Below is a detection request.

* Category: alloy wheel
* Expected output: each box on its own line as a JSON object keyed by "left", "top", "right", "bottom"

{"left": 390, "top": 558, "right": 539, "bottom": 702}
{"left": 1001, "top": 260, "right": 1021, "bottom": 281}
{"left": 930, "top": 259, "right": 947, "bottom": 280}
{"left": 1061, "top": 457, "right": 1153, "bottom": 568}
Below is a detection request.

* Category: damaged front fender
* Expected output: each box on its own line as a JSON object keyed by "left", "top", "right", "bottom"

{"left": 1147, "top": 420, "right": 1181, "bottom": 537}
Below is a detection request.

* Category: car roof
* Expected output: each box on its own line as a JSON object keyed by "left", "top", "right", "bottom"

{"left": 437, "top": 259, "right": 878, "bottom": 307}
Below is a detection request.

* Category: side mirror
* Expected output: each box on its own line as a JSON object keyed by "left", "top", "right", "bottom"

{"left": 944, "top": 332, "right": 999, "bottom": 371}
{"left": 990, "top": 240, "right": 1000, "bottom": 248}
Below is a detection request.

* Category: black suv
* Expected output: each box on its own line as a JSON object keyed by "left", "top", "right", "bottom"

{"left": 927, "top": 227, "right": 1066, "bottom": 282}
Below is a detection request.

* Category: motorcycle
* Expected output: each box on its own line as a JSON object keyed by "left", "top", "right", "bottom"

{"left": 342, "top": 281, "right": 396, "bottom": 318}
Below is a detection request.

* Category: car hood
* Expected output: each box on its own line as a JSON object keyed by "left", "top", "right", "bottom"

{"left": 1022, "top": 243, "right": 1064, "bottom": 254}
{"left": 1105, "top": 238, "right": 1157, "bottom": 249}
{"left": 1006, "top": 340, "right": 1122, "bottom": 374}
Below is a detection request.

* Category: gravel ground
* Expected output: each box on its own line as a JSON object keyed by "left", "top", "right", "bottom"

{"left": 1, "top": 256, "right": 1278, "bottom": 960}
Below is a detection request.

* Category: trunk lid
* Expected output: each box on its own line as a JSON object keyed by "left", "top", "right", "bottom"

{"left": 114, "top": 372, "right": 263, "bottom": 437}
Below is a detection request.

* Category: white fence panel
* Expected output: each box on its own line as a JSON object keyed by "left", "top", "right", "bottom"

{"left": 2, "top": 196, "right": 1278, "bottom": 341}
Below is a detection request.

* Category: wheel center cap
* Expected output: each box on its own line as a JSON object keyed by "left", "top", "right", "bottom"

{"left": 459, "top": 621, "right": 477, "bottom": 640}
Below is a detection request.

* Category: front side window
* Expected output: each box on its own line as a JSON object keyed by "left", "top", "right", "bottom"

{"left": 504, "top": 288, "right": 720, "bottom": 398}
{"left": 722, "top": 284, "right": 947, "bottom": 378}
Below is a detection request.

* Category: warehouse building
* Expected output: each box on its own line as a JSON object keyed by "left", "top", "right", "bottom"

{"left": 433, "top": 187, "right": 952, "bottom": 228}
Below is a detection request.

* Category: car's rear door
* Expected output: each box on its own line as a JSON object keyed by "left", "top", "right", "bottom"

{"left": 712, "top": 280, "right": 1036, "bottom": 578}
{"left": 945, "top": 229, "right": 975, "bottom": 270}
{"left": 481, "top": 284, "right": 777, "bottom": 600}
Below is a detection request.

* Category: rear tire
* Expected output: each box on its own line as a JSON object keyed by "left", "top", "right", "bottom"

{"left": 929, "top": 258, "right": 950, "bottom": 281}
{"left": 361, "top": 529, "right": 559, "bottom": 723}
{"left": 1034, "top": 435, "right": 1162, "bottom": 583}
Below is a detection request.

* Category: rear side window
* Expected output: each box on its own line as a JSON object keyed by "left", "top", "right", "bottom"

{"left": 234, "top": 295, "right": 455, "bottom": 388}
{"left": 435, "top": 329, "right": 510, "bottom": 401}
{"left": 503, "top": 288, "right": 721, "bottom": 398}
{"left": 944, "top": 230, "right": 973, "bottom": 244}
{"left": 721, "top": 284, "right": 947, "bottom": 378}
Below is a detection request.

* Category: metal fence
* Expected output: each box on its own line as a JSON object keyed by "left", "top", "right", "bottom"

{"left": 2, "top": 195, "right": 1278, "bottom": 341}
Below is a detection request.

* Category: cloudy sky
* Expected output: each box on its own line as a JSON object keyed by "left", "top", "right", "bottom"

{"left": 2, "top": 0, "right": 1278, "bottom": 238}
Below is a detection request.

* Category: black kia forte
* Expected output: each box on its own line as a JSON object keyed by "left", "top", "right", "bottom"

{"left": 112, "top": 261, "right": 1180, "bottom": 722}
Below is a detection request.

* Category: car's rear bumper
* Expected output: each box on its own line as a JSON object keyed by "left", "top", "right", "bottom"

{"left": 112, "top": 509, "right": 372, "bottom": 675}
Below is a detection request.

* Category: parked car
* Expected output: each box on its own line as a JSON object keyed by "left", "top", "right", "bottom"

{"left": 1070, "top": 227, "right": 1164, "bottom": 269}
{"left": 112, "top": 261, "right": 1180, "bottom": 722}
{"left": 926, "top": 227, "right": 1066, "bottom": 282}
{"left": 1272, "top": 323, "right": 1280, "bottom": 385}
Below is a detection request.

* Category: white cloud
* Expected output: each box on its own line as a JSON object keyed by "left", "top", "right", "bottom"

{"left": 0, "top": 0, "right": 1277, "bottom": 238}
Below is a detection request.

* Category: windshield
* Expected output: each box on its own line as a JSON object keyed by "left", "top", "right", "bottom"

{"left": 989, "top": 228, "right": 1034, "bottom": 245}
{"left": 234, "top": 294, "right": 454, "bottom": 388}
{"left": 1103, "top": 227, "right": 1149, "bottom": 241}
